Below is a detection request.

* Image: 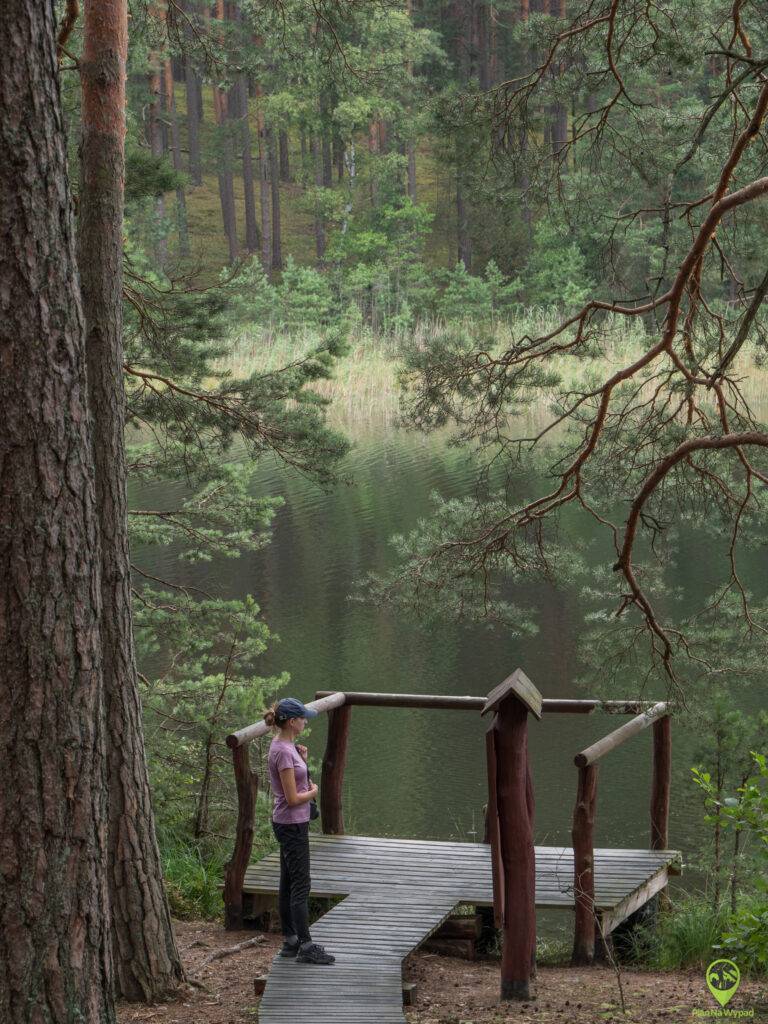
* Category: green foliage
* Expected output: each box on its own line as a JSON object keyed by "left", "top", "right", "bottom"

{"left": 632, "top": 893, "right": 731, "bottom": 971}
{"left": 719, "top": 899, "right": 768, "bottom": 975}
{"left": 693, "top": 751, "right": 768, "bottom": 972}
{"left": 136, "top": 592, "right": 288, "bottom": 835}
{"left": 160, "top": 838, "right": 230, "bottom": 920}
{"left": 125, "top": 147, "right": 185, "bottom": 204}
{"left": 520, "top": 219, "right": 595, "bottom": 308}
{"left": 354, "top": 485, "right": 584, "bottom": 631}
{"left": 628, "top": 753, "right": 768, "bottom": 976}
{"left": 278, "top": 257, "right": 335, "bottom": 329}
{"left": 436, "top": 261, "right": 493, "bottom": 321}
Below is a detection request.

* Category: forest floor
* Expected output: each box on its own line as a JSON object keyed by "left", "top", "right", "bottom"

{"left": 117, "top": 920, "right": 768, "bottom": 1024}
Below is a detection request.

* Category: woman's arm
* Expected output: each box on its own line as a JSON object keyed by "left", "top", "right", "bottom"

{"left": 279, "top": 767, "right": 318, "bottom": 808}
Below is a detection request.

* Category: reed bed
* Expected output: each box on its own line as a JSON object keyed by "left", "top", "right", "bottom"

{"left": 218, "top": 314, "right": 768, "bottom": 432}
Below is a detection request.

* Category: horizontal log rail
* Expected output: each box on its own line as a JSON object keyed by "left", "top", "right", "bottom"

{"left": 226, "top": 691, "right": 347, "bottom": 748}
{"left": 573, "top": 702, "right": 669, "bottom": 767}
{"left": 315, "top": 690, "right": 652, "bottom": 715}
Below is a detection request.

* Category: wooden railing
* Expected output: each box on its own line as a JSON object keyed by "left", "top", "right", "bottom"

{"left": 570, "top": 701, "right": 672, "bottom": 964}
{"left": 224, "top": 684, "right": 672, "bottom": 980}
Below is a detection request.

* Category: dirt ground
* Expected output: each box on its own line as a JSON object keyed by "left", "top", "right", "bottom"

{"left": 117, "top": 920, "right": 768, "bottom": 1024}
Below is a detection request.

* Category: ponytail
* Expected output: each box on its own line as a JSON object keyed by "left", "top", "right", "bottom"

{"left": 264, "top": 703, "right": 282, "bottom": 732}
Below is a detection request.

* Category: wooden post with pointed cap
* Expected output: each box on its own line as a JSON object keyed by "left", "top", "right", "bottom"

{"left": 482, "top": 669, "right": 541, "bottom": 1002}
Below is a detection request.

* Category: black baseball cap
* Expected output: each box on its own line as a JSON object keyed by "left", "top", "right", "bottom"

{"left": 275, "top": 697, "right": 318, "bottom": 722}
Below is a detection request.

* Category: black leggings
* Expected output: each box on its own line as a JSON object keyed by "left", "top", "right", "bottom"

{"left": 272, "top": 820, "right": 312, "bottom": 943}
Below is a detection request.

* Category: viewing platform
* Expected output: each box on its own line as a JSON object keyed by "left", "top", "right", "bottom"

{"left": 223, "top": 671, "right": 681, "bottom": 1015}
{"left": 244, "top": 834, "right": 680, "bottom": 1024}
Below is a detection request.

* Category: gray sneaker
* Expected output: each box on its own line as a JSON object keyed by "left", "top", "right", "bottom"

{"left": 279, "top": 937, "right": 300, "bottom": 958}
{"left": 296, "top": 942, "right": 335, "bottom": 965}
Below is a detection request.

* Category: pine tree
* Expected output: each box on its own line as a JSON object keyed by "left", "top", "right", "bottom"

{"left": 0, "top": 1, "right": 115, "bottom": 1019}
{"left": 78, "top": 0, "right": 185, "bottom": 1000}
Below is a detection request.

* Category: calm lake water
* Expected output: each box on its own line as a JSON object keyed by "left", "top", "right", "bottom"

{"left": 132, "top": 419, "right": 768, "bottom": 915}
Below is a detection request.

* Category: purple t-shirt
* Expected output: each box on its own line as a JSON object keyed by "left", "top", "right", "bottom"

{"left": 268, "top": 739, "right": 311, "bottom": 824}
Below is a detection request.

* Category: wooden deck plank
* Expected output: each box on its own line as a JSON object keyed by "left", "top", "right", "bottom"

{"left": 258, "top": 888, "right": 456, "bottom": 1024}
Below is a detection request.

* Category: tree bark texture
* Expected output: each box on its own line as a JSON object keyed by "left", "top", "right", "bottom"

{"left": 0, "top": 3, "right": 115, "bottom": 1020}
{"left": 550, "top": 0, "right": 568, "bottom": 162}
{"left": 164, "top": 59, "right": 190, "bottom": 256}
{"left": 184, "top": 58, "right": 203, "bottom": 185}
{"left": 78, "top": 0, "right": 185, "bottom": 1001}
{"left": 311, "top": 135, "right": 326, "bottom": 260}
{"left": 255, "top": 86, "right": 271, "bottom": 272}
{"left": 213, "top": 82, "right": 238, "bottom": 263}
{"left": 650, "top": 716, "right": 671, "bottom": 850}
{"left": 279, "top": 128, "right": 290, "bottom": 181}
{"left": 237, "top": 76, "right": 260, "bottom": 252}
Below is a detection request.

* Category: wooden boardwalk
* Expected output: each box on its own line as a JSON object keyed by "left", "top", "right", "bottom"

{"left": 247, "top": 834, "right": 681, "bottom": 1023}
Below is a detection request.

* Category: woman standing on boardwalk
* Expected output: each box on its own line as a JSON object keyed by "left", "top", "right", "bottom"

{"left": 265, "top": 697, "right": 336, "bottom": 965}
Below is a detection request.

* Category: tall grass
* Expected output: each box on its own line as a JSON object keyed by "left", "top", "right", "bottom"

{"left": 160, "top": 837, "right": 231, "bottom": 920}
{"left": 630, "top": 894, "right": 732, "bottom": 971}
{"left": 219, "top": 312, "right": 653, "bottom": 428}
{"left": 218, "top": 313, "right": 768, "bottom": 438}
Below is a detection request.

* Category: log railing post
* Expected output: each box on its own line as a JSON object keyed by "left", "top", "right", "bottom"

{"left": 571, "top": 763, "right": 598, "bottom": 965}
{"left": 650, "top": 715, "right": 671, "bottom": 850}
{"left": 320, "top": 704, "right": 351, "bottom": 834}
{"left": 223, "top": 742, "right": 258, "bottom": 930}
{"left": 482, "top": 669, "right": 541, "bottom": 1002}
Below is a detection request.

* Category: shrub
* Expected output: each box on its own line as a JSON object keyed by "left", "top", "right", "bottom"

{"left": 160, "top": 838, "right": 229, "bottom": 920}
{"left": 633, "top": 893, "right": 731, "bottom": 971}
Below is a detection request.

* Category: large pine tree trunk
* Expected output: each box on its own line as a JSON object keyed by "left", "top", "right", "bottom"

{"left": 78, "top": 0, "right": 185, "bottom": 1002}
{"left": 267, "top": 125, "right": 282, "bottom": 270}
{"left": 476, "top": 1, "right": 491, "bottom": 90}
{"left": 0, "top": 3, "right": 115, "bottom": 1021}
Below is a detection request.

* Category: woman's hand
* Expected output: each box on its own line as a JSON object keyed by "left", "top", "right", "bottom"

{"left": 296, "top": 744, "right": 308, "bottom": 762}
{"left": 309, "top": 782, "right": 318, "bottom": 799}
